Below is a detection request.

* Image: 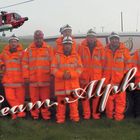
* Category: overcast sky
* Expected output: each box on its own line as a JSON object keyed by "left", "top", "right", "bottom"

{"left": 0, "top": 0, "right": 140, "bottom": 37}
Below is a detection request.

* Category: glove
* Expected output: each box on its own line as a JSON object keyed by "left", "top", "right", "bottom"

{"left": 63, "top": 71, "right": 71, "bottom": 80}
{"left": 24, "top": 78, "right": 29, "bottom": 85}
{"left": 1, "top": 64, "right": 6, "bottom": 72}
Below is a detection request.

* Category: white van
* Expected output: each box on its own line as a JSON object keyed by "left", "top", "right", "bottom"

{"left": 45, "top": 32, "right": 140, "bottom": 54}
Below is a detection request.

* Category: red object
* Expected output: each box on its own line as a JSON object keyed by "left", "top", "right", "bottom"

{"left": 0, "top": 11, "right": 28, "bottom": 33}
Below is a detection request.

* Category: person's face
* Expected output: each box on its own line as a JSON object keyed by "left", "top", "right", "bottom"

{"left": 9, "top": 39, "right": 18, "bottom": 49}
{"left": 63, "top": 43, "right": 72, "bottom": 55}
{"left": 62, "top": 29, "right": 72, "bottom": 37}
{"left": 34, "top": 36, "right": 44, "bottom": 47}
{"left": 87, "top": 36, "right": 96, "bottom": 44}
{"left": 110, "top": 37, "right": 120, "bottom": 47}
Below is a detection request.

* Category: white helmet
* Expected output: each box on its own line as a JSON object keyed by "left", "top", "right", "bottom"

{"left": 62, "top": 36, "right": 73, "bottom": 44}
{"left": 109, "top": 32, "right": 120, "bottom": 39}
{"left": 60, "top": 24, "right": 72, "bottom": 34}
{"left": 87, "top": 29, "right": 96, "bottom": 36}
{"left": 8, "top": 34, "right": 19, "bottom": 42}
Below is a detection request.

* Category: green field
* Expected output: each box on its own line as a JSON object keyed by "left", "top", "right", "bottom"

{"left": 0, "top": 40, "right": 31, "bottom": 52}
{"left": 0, "top": 116, "right": 139, "bottom": 140}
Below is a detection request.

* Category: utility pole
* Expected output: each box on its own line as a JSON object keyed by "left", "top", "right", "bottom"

{"left": 101, "top": 26, "right": 104, "bottom": 32}
{"left": 136, "top": 11, "right": 139, "bottom": 32}
{"left": 121, "top": 11, "right": 124, "bottom": 32}
{"left": 93, "top": 27, "right": 96, "bottom": 32}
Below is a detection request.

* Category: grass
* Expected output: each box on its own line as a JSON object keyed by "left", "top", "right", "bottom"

{"left": 0, "top": 116, "right": 139, "bottom": 140}
{"left": 0, "top": 41, "right": 30, "bottom": 52}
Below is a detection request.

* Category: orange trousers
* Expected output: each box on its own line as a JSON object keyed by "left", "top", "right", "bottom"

{"left": 80, "top": 82, "right": 101, "bottom": 119}
{"left": 5, "top": 86, "right": 26, "bottom": 118}
{"left": 56, "top": 95, "right": 79, "bottom": 123}
{"left": 92, "top": 97, "right": 101, "bottom": 119}
{"left": 81, "top": 99, "right": 91, "bottom": 119}
{"left": 106, "top": 91, "right": 126, "bottom": 121}
{"left": 29, "top": 86, "right": 50, "bottom": 120}
{"left": 81, "top": 97, "right": 101, "bottom": 119}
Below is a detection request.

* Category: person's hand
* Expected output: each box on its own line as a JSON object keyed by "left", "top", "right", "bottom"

{"left": 1, "top": 65, "right": 6, "bottom": 72}
{"left": 63, "top": 71, "right": 71, "bottom": 80}
{"left": 24, "top": 78, "right": 29, "bottom": 85}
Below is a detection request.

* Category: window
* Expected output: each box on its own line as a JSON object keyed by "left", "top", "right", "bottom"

{"left": 13, "top": 13, "right": 21, "bottom": 20}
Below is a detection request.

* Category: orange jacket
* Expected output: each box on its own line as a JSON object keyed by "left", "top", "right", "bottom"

{"left": 22, "top": 41, "right": 54, "bottom": 86}
{"left": 1, "top": 44, "right": 24, "bottom": 87}
{"left": 103, "top": 43, "right": 131, "bottom": 85}
{"left": 51, "top": 44, "right": 83, "bottom": 96}
{"left": 132, "top": 50, "right": 140, "bottom": 83}
{"left": 55, "top": 36, "right": 77, "bottom": 53}
{"left": 78, "top": 39, "right": 105, "bottom": 83}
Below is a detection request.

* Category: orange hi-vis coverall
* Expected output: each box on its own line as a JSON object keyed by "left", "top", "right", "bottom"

{"left": 0, "top": 44, "right": 25, "bottom": 118}
{"left": 51, "top": 45, "right": 83, "bottom": 123}
{"left": 22, "top": 41, "right": 54, "bottom": 120}
{"left": 131, "top": 50, "right": 140, "bottom": 117}
{"left": 103, "top": 43, "right": 131, "bottom": 121}
{"left": 55, "top": 36, "right": 77, "bottom": 53}
{"left": 133, "top": 50, "right": 140, "bottom": 83}
{"left": 78, "top": 39, "right": 105, "bottom": 119}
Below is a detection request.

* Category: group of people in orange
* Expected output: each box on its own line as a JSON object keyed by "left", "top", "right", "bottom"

{"left": 0, "top": 24, "right": 140, "bottom": 123}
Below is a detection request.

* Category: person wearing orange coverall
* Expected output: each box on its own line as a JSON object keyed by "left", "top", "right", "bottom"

{"left": 103, "top": 32, "right": 131, "bottom": 121}
{"left": 22, "top": 30, "right": 54, "bottom": 120}
{"left": 0, "top": 34, "right": 25, "bottom": 119}
{"left": 51, "top": 36, "right": 83, "bottom": 123}
{"left": 78, "top": 29, "right": 105, "bottom": 120}
{"left": 131, "top": 50, "right": 140, "bottom": 118}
